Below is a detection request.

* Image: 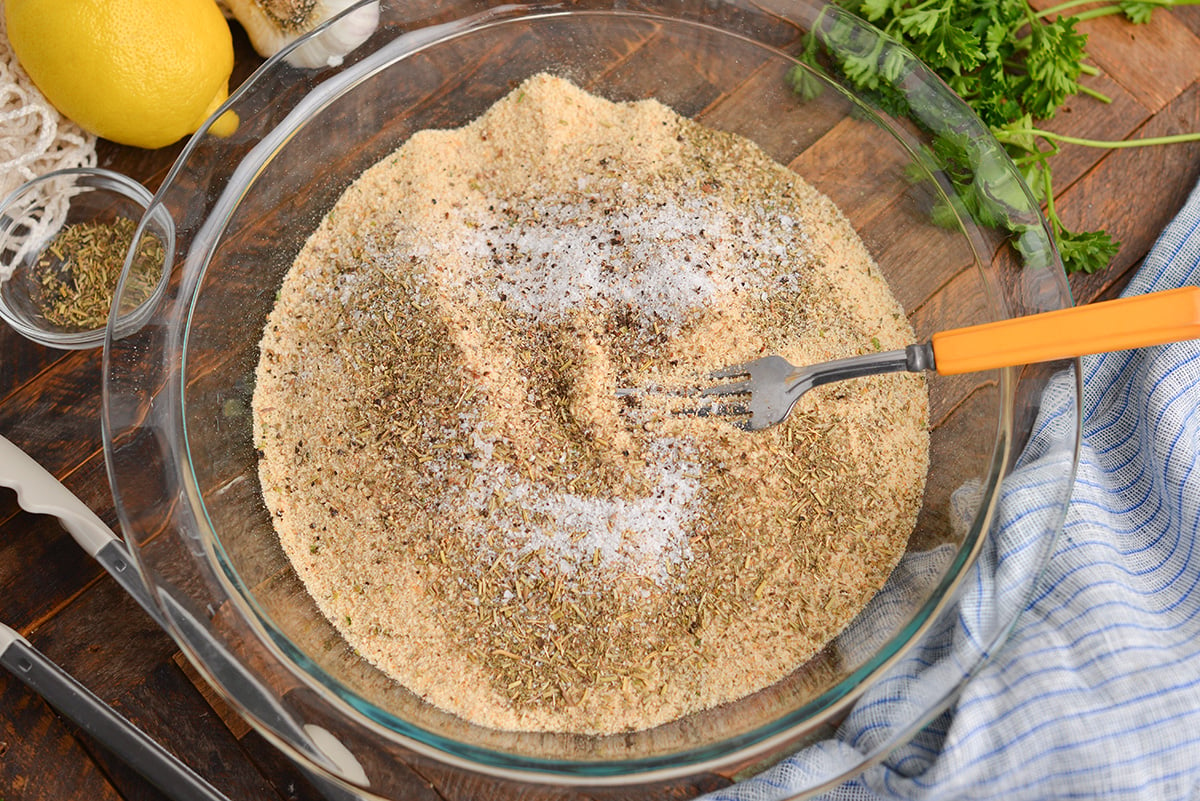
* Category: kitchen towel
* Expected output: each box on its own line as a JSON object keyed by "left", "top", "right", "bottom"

{"left": 704, "top": 175, "right": 1200, "bottom": 801}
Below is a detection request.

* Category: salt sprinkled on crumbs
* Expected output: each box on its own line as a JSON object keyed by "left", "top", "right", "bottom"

{"left": 441, "top": 423, "right": 699, "bottom": 585}
{"left": 403, "top": 187, "right": 793, "bottom": 585}
{"left": 401, "top": 172, "right": 809, "bottom": 587}
{"left": 415, "top": 191, "right": 801, "bottom": 327}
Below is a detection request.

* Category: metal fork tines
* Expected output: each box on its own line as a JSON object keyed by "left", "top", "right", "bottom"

{"left": 694, "top": 344, "right": 935, "bottom": 431}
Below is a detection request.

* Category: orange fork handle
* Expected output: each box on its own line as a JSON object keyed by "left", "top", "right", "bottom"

{"left": 930, "top": 286, "right": 1200, "bottom": 376}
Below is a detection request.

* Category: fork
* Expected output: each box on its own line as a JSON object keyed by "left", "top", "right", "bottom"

{"left": 691, "top": 286, "right": 1200, "bottom": 431}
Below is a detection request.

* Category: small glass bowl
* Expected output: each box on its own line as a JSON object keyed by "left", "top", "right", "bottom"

{"left": 0, "top": 167, "right": 170, "bottom": 350}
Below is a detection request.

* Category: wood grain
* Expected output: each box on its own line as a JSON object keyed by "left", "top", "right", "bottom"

{"left": 1, "top": 5, "right": 1196, "bottom": 801}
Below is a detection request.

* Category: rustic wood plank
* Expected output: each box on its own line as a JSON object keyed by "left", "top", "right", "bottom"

{"left": 24, "top": 578, "right": 287, "bottom": 801}
{"left": 909, "top": 380, "right": 1003, "bottom": 550}
{"left": 696, "top": 61, "right": 854, "bottom": 166}
{"left": 1177, "top": 4, "right": 1200, "bottom": 37}
{"left": 1060, "top": 83, "right": 1200, "bottom": 302}
{"left": 596, "top": 33, "right": 726, "bottom": 118}
{"left": 173, "top": 650, "right": 384, "bottom": 801}
{"left": 411, "top": 760, "right": 731, "bottom": 801}
{"left": 785, "top": 113, "right": 920, "bottom": 258}
{"left": 0, "top": 671, "right": 126, "bottom": 801}
{"left": 0, "top": 351, "right": 105, "bottom": 469}
{"left": 853, "top": 191, "right": 981, "bottom": 318}
{"left": 227, "top": 731, "right": 335, "bottom": 801}
{"left": 0, "top": 327, "right": 70, "bottom": 405}
{"left": 1035, "top": 71, "right": 1157, "bottom": 193}
{"left": 909, "top": 268, "right": 999, "bottom": 423}
{"left": 0, "top": 498, "right": 106, "bottom": 636}
{"left": 0, "top": 382, "right": 120, "bottom": 632}
{"left": 172, "top": 654, "right": 253, "bottom": 740}
{"left": 1076, "top": 12, "right": 1200, "bottom": 113}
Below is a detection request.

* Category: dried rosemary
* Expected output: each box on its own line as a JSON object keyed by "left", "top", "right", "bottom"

{"left": 33, "top": 216, "right": 162, "bottom": 331}
{"left": 253, "top": 74, "right": 931, "bottom": 735}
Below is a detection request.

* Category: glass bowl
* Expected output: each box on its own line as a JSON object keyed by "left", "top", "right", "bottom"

{"left": 102, "top": 0, "right": 1080, "bottom": 797}
{"left": 0, "top": 167, "right": 171, "bottom": 349}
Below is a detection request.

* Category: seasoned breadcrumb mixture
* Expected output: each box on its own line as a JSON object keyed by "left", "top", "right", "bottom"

{"left": 252, "top": 74, "right": 929, "bottom": 735}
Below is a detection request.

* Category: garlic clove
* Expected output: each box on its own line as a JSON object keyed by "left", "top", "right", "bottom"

{"left": 221, "top": 0, "right": 380, "bottom": 69}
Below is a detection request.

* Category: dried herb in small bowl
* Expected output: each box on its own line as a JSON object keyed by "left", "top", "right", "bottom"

{"left": 33, "top": 217, "right": 163, "bottom": 332}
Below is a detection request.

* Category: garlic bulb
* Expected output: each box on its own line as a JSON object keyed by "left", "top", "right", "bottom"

{"left": 221, "top": 0, "right": 380, "bottom": 69}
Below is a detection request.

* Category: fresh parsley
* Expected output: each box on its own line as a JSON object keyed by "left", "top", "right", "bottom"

{"left": 824, "top": 0, "right": 1200, "bottom": 273}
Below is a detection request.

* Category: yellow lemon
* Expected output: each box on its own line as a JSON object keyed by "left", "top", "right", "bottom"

{"left": 5, "top": 0, "right": 237, "bottom": 149}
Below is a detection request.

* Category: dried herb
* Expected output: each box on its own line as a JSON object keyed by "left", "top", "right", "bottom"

{"left": 33, "top": 217, "right": 162, "bottom": 331}
{"left": 254, "top": 75, "right": 930, "bottom": 733}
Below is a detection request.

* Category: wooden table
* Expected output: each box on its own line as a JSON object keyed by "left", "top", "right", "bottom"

{"left": 2, "top": 6, "right": 1199, "bottom": 801}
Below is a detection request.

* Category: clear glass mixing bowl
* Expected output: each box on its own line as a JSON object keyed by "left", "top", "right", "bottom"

{"left": 102, "top": 0, "right": 1080, "bottom": 798}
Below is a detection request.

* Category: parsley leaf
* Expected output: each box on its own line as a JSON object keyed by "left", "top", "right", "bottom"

{"left": 1118, "top": 0, "right": 1159, "bottom": 22}
{"left": 1055, "top": 228, "right": 1121, "bottom": 274}
{"left": 1016, "top": 16, "right": 1088, "bottom": 119}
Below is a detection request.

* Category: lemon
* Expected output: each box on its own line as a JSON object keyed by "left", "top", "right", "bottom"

{"left": 5, "top": 0, "right": 237, "bottom": 149}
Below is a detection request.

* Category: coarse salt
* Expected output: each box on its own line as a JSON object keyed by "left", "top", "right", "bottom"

{"left": 444, "top": 427, "right": 700, "bottom": 585}
{"left": 412, "top": 191, "right": 803, "bottom": 328}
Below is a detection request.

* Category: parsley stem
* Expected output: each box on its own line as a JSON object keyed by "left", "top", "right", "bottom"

{"left": 1035, "top": 0, "right": 1106, "bottom": 17}
{"left": 1041, "top": 165, "right": 1061, "bottom": 234}
{"left": 999, "top": 128, "right": 1200, "bottom": 149}
{"left": 1078, "top": 84, "right": 1112, "bottom": 103}
{"left": 1036, "top": 0, "right": 1200, "bottom": 19}
{"left": 1073, "top": 4, "right": 1133, "bottom": 20}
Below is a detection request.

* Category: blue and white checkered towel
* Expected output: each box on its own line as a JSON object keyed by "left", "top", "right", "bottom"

{"left": 705, "top": 177, "right": 1200, "bottom": 801}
